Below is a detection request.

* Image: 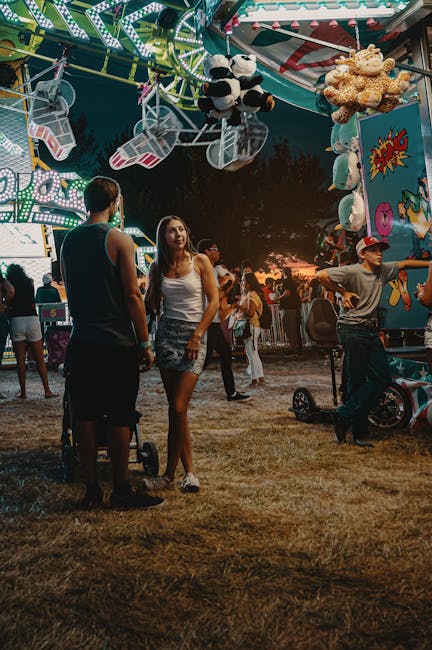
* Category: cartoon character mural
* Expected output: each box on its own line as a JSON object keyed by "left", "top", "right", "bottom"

{"left": 374, "top": 201, "right": 394, "bottom": 241}
{"left": 358, "top": 102, "right": 432, "bottom": 328}
{"left": 397, "top": 172, "right": 432, "bottom": 259}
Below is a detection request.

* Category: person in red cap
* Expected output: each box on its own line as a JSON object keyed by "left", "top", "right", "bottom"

{"left": 316, "top": 236, "right": 430, "bottom": 446}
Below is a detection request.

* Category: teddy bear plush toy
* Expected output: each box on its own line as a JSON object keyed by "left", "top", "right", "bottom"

{"left": 324, "top": 44, "right": 410, "bottom": 124}
{"left": 230, "top": 53, "right": 275, "bottom": 114}
{"left": 197, "top": 53, "right": 242, "bottom": 126}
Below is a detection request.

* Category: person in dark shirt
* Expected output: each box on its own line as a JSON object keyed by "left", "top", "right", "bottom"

{"left": 6, "top": 264, "right": 55, "bottom": 399}
{"left": 35, "top": 273, "right": 61, "bottom": 304}
{"left": 279, "top": 267, "right": 301, "bottom": 355}
{"left": 61, "top": 176, "right": 163, "bottom": 511}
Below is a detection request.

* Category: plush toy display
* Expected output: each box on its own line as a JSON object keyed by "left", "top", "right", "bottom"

{"left": 197, "top": 53, "right": 275, "bottom": 125}
{"left": 338, "top": 189, "right": 366, "bottom": 232}
{"left": 329, "top": 151, "right": 361, "bottom": 191}
{"left": 324, "top": 44, "right": 411, "bottom": 124}
{"left": 230, "top": 53, "right": 275, "bottom": 115}
{"left": 197, "top": 54, "right": 242, "bottom": 126}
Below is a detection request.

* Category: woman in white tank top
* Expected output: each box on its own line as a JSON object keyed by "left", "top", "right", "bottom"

{"left": 145, "top": 216, "right": 218, "bottom": 493}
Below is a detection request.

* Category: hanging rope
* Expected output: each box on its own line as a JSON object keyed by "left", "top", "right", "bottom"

{"left": 355, "top": 23, "right": 361, "bottom": 51}
{"left": 226, "top": 33, "right": 231, "bottom": 58}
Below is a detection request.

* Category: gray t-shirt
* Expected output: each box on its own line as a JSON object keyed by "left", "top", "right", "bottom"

{"left": 326, "top": 262, "right": 399, "bottom": 325}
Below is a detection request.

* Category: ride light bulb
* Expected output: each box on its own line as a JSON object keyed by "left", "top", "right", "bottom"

{"left": 348, "top": 18, "right": 357, "bottom": 27}
{"left": 367, "top": 17, "right": 376, "bottom": 26}
{"left": 224, "top": 21, "right": 233, "bottom": 34}
{"left": 329, "top": 19, "right": 338, "bottom": 28}
{"left": 272, "top": 20, "right": 280, "bottom": 29}
{"left": 232, "top": 14, "right": 240, "bottom": 27}
{"left": 252, "top": 21, "right": 260, "bottom": 30}
{"left": 310, "top": 20, "right": 319, "bottom": 28}
{"left": 291, "top": 20, "right": 299, "bottom": 29}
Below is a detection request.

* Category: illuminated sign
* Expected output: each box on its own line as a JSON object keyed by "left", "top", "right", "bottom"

{"left": 0, "top": 0, "right": 164, "bottom": 59}
{"left": 0, "top": 167, "right": 87, "bottom": 226}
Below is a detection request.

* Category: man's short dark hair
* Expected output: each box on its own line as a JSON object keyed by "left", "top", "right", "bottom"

{"left": 84, "top": 176, "right": 120, "bottom": 213}
{"left": 265, "top": 277, "right": 274, "bottom": 286}
{"left": 197, "top": 238, "right": 216, "bottom": 253}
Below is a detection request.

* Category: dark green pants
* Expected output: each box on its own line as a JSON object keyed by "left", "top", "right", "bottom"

{"left": 337, "top": 324, "right": 391, "bottom": 437}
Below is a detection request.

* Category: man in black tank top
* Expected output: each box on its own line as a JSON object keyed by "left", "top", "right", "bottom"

{"left": 61, "top": 176, "right": 163, "bottom": 511}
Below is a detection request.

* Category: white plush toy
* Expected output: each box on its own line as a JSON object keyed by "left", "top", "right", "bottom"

{"left": 230, "top": 53, "right": 275, "bottom": 114}
{"left": 338, "top": 189, "right": 366, "bottom": 231}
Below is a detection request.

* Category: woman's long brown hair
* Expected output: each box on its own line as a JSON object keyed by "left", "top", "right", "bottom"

{"left": 145, "top": 216, "right": 195, "bottom": 315}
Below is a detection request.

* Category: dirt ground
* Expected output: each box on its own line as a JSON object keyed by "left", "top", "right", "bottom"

{"left": 1, "top": 352, "right": 432, "bottom": 649}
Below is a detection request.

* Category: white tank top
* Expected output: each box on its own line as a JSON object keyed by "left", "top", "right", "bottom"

{"left": 161, "top": 256, "right": 205, "bottom": 322}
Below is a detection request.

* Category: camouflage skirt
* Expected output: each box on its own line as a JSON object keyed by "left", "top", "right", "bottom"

{"left": 155, "top": 317, "right": 207, "bottom": 375}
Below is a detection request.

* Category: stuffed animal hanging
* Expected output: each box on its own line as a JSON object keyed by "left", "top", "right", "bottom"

{"left": 323, "top": 44, "right": 411, "bottom": 124}
{"left": 197, "top": 54, "right": 242, "bottom": 126}
{"left": 197, "top": 53, "right": 275, "bottom": 125}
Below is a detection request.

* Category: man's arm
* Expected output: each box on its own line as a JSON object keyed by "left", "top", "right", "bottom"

{"left": 114, "top": 231, "right": 153, "bottom": 368}
{"left": 315, "top": 270, "right": 359, "bottom": 309}
{"left": 418, "top": 262, "right": 432, "bottom": 308}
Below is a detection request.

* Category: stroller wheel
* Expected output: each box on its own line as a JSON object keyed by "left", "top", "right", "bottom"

{"left": 60, "top": 431, "right": 78, "bottom": 483}
{"left": 292, "top": 387, "right": 316, "bottom": 422}
{"left": 368, "top": 382, "right": 412, "bottom": 430}
{"left": 142, "top": 441, "right": 159, "bottom": 477}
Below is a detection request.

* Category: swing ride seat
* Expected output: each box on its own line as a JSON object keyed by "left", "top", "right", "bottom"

{"left": 109, "top": 106, "right": 182, "bottom": 170}
{"left": 206, "top": 114, "right": 268, "bottom": 171}
{"left": 28, "top": 80, "right": 76, "bottom": 161}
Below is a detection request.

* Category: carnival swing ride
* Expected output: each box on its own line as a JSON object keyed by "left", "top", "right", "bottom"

{"left": 0, "top": 0, "right": 431, "bottom": 254}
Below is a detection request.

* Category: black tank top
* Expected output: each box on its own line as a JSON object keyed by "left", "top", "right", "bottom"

{"left": 9, "top": 279, "right": 36, "bottom": 317}
{"left": 61, "top": 222, "right": 136, "bottom": 346}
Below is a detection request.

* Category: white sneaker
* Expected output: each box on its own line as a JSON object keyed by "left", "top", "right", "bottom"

{"left": 180, "top": 472, "right": 200, "bottom": 493}
{"left": 143, "top": 474, "right": 174, "bottom": 491}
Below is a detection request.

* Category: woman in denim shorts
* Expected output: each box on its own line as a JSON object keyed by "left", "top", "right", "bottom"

{"left": 144, "top": 216, "right": 218, "bottom": 493}
{"left": 6, "top": 264, "right": 56, "bottom": 399}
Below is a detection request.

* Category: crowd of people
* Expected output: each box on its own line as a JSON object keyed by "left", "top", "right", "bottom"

{"left": 1, "top": 175, "right": 432, "bottom": 510}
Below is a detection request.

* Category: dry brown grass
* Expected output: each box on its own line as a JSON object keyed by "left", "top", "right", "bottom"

{"left": 1, "top": 354, "right": 432, "bottom": 649}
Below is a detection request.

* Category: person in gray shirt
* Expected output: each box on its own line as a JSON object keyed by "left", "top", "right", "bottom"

{"left": 316, "top": 236, "right": 430, "bottom": 447}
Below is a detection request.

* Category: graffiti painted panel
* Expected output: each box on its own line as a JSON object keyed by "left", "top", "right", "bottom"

{"left": 359, "top": 103, "right": 432, "bottom": 329}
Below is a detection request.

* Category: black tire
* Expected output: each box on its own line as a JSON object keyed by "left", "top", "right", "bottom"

{"left": 368, "top": 382, "right": 412, "bottom": 430}
{"left": 60, "top": 432, "right": 77, "bottom": 483}
{"left": 292, "top": 387, "right": 316, "bottom": 422}
{"left": 142, "top": 441, "right": 159, "bottom": 477}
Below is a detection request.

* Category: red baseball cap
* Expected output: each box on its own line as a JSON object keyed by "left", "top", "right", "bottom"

{"left": 356, "top": 236, "right": 389, "bottom": 256}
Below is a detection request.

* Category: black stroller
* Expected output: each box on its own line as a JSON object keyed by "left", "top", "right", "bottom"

{"left": 290, "top": 298, "right": 413, "bottom": 431}
{"left": 60, "top": 380, "right": 160, "bottom": 483}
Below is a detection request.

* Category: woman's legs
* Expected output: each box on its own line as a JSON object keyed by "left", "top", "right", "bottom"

{"left": 160, "top": 369, "right": 199, "bottom": 479}
{"left": 28, "top": 339, "right": 55, "bottom": 397}
{"left": 12, "top": 340, "right": 27, "bottom": 397}
{"left": 244, "top": 327, "right": 264, "bottom": 382}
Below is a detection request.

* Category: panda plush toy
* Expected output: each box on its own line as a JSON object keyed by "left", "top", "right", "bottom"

{"left": 197, "top": 54, "right": 242, "bottom": 126}
{"left": 230, "top": 53, "right": 275, "bottom": 114}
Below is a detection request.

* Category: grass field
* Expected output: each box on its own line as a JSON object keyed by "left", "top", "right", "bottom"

{"left": 1, "top": 354, "right": 432, "bottom": 649}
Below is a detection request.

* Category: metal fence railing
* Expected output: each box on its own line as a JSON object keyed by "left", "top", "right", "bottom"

{"left": 2, "top": 302, "right": 313, "bottom": 366}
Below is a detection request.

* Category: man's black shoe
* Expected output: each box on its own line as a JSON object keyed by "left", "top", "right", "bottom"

{"left": 227, "top": 392, "right": 251, "bottom": 402}
{"left": 333, "top": 413, "right": 349, "bottom": 444}
{"left": 110, "top": 484, "right": 164, "bottom": 509}
{"left": 80, "top": 482, "right": 103, "bottom": 511}
{"left": 353, "top": 437, "right": 374, "bottom": 448}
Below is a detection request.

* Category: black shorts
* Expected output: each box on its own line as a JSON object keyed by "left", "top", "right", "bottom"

{"left": 65, "top": 339, "right": 139, "bottom": 428}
